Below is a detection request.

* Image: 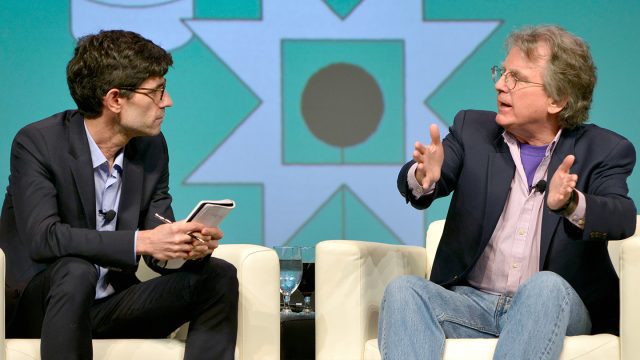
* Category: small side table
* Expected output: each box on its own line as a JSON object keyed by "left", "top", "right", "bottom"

{"left": 281, "top": 311, "right": 315, "bottom": 360}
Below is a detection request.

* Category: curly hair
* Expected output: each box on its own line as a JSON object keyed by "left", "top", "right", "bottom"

{"left": 66, "top": 30, "right": 173, "bottom": 118}
{"left": 507, "top": 25, "right": 596, "bottom": 128}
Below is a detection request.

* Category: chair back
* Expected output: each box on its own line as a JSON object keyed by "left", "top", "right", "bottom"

{"left": 425, "top": 216, "right": 640, "bottom": 279}
{"left": 425, "top": 219, "right": 445, "bottom": 279}
{"left": 608, "top": 215, "right": 640, "bottom": 275}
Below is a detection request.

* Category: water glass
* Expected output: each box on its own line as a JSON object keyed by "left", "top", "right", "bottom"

{"left": 274, "top": 246, "right": 302, "bottom": 313}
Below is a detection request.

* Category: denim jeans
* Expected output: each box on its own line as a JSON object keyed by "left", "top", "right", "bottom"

{"left": 378, "top": 271, "right": 591, "bottom": 360}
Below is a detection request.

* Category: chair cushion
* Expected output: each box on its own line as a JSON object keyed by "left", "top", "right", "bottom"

{"left": 6, "top": 339, "right": 185, "bottom": 360}
{"left": 363, "top": 334, "right": 619, "bottom": 360}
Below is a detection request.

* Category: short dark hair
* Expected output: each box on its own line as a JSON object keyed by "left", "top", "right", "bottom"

{"left": 66, "top": 30, "right": 173, "bottom": 118}
{"left": 507, "top": 25, "right": 596, "bottom": 128}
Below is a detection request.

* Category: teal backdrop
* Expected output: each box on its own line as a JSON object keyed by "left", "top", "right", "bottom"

{"left": 1, "top": 0, "right": 638, "bottom": 248}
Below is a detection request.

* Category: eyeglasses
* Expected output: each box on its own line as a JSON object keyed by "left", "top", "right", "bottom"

{"left": 491, "top": 66, "right": 544, "bottom": 90}
{"left": 118, "top": 81, "right": 166, "bottom": 103}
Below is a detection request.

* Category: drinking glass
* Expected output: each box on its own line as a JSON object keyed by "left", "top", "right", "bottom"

{"left": 274, "top": 246, "right": 302, "bottom": 313}
{"left": 298, "top": 246, "right": 316, "bottom": 313}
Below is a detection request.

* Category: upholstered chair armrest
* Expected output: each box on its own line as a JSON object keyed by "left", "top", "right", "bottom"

{"left": 212, "top": 244, "right": 280, "bottom": 360}
{"left": 619, "top": 232, "right": 640, "bottom": 360}
{"left": 316, "top": 240, "right": 426, "bottom": 360}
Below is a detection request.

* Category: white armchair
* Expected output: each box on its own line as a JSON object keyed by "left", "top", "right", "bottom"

{"left": 316, "top": 216, "right": 640, "bottom": 360}
{"left": 0, "top": 244, "right": 280, "bottom": 360}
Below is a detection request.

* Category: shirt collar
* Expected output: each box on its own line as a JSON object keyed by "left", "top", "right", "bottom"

{"left": 502, "top": 128, "right": 563, "bottom": 156}
{"left": 83, "top": 121, "right": 124, "bottom": 172}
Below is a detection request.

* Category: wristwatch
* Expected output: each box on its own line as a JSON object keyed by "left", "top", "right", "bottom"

{"left": 550, "top": 189, "right": 578, "bottom": 217}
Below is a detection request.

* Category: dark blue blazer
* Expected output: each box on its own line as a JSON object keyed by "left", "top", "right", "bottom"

{"left": 0, "top": 110, "right": 203, "bottom": 327}
{"left": 398, "top": 110, "right": 637, "bottom": 334}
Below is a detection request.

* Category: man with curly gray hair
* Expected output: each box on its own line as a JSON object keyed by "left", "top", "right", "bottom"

{"left": 380, "top": 25, "right": 636, "bottom": 359}
{"left": 507, "top": 25, "right": 597, "bottom": 129}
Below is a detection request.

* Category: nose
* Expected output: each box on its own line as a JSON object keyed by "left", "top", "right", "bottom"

{"left": 494, "top": 74, "right": 509, "bottom": 92}
{"left": 494, "top": 73, "right": 508, "bottom": 93}
{"left": 161, "top": 90, "right": 173, "bottom": 108}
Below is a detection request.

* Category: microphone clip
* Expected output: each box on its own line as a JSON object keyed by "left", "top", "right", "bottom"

{"left": 532, "top": 180, "right": 547, "bottom": 194}
{"left": 99, "top": 209, "right": 117, "bottom": 222}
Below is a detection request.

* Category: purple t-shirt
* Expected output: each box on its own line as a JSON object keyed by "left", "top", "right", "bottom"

{"left": 520, "top": 143, "right": 548, "bottom": 189}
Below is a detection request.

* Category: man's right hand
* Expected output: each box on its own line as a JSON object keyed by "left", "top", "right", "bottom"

{"left": 413, "top": 123, "right": 444, "bottom": 189}
{"left": 136, "top": 221, "right": 207, "bottom": 260}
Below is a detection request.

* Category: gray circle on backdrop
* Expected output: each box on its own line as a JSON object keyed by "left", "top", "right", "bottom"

{"left": 301, "top": 63, "right": 384, "bottom": 148}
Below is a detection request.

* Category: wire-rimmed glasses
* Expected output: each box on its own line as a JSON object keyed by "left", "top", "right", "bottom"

{"left": 491, "top": 66, "right": 544, "bottom": 90}
{"left": 119, "top": 81, "right": 166, "bottom": 104}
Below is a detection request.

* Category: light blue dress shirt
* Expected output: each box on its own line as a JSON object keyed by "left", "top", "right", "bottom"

{"left": 84, "top": 123, "right": 125, "bottom": 299}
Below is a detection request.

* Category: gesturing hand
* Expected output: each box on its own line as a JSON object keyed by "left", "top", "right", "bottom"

{"left": 547, "top": 155, "right": 578, "bottom": 210}
{"left": 413, "top": 124, "right": 444, "bottom": 189}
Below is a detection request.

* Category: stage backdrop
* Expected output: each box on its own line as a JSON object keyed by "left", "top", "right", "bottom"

{"left": 1, "top": 0, "right": 638, "bottom": 248}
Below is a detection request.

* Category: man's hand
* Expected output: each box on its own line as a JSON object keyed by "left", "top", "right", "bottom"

{"left": 184, "top": 226, "right": 224, "bottom": 260}
{"left": 547, "top": 155, "right": 578, "bottom": 210}
{"left": 413, "top": 124, "right": 444, "bottom": 189}
{"left": 137, "top": 221, "right": 219, "bottom": 261}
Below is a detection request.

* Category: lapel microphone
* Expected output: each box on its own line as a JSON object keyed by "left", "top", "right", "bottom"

{"left": 532, "top": 180, "right": 547, "bottom": 194}
{"left": 99, "top": 209, "right": 117, "bottom": 222}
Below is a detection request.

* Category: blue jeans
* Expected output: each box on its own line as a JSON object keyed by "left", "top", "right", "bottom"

{"left": 378, "top": 271, "right": 591, "bottom": 360}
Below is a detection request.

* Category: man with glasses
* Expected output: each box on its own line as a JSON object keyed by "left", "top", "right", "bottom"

{"left": 380, "top": 25, "right": 636, "bottom": 359}
{"left": 0, "top": 30, "right": 238, "bottom": 360}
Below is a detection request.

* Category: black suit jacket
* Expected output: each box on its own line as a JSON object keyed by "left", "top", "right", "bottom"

{"left": 398, "top": 110, "right": 637, "bottom": 334}
{"left": 0, "top": 110, "right": 195, "bottom": 326}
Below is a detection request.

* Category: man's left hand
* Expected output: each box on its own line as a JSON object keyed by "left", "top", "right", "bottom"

{"left": 547, "top": 155, "right": 578, "bottom": 210}
{"left": 185, "top": 226, "right": 223, "bottom": 260}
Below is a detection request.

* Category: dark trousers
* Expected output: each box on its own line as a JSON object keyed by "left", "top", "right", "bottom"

{"left": 8, "top": 256, "right": 239, "bottom": 360}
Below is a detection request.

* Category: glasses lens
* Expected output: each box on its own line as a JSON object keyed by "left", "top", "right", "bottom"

{"left": 159, "top": 82, "right": 166, "bottom": 101}
{"left": 504, "top": 73, "right": 515, "bottom": 89}
{"left": 491, "top": 66, "right": 504, "bottom": 83}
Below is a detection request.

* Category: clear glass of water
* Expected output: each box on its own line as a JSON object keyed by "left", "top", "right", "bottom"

{"left": 274, "top": 246, "right": 303, "bottom": 313}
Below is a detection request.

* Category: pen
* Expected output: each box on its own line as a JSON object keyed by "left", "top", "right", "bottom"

{"left": 154, "top": 213, "right": 206, "bottom": 243}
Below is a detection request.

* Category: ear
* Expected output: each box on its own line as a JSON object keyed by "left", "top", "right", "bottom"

{"left": 103, "top": 88, "right": 124, "bottom": 114}
{"left": 547, "top": 96, "right": 568, "bottom": 115}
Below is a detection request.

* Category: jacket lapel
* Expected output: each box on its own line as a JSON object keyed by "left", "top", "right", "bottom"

{"left": 117, "top": 140, "right": 143, "bottom": 231}
{"left": 539, "top": 128, "right": 579, "bottom": 268}
{"left": 67, "top": 112, "right": 96, "bottom": 228}
{"left": 480, "top": 135, "right": 516, "bottom": 245}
